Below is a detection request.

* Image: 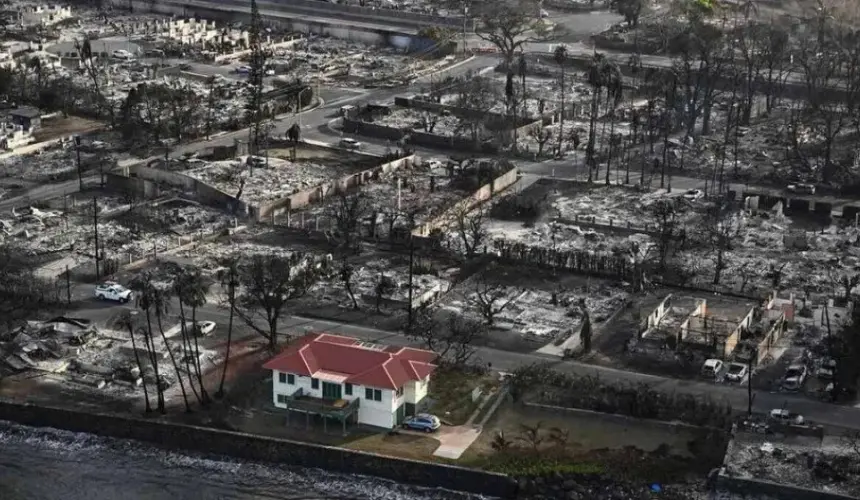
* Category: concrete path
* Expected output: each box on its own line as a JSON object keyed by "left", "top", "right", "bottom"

{"left": 431, "top": 425, "right": 482, "bottom": 460}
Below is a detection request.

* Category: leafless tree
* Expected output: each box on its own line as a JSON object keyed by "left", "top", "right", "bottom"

{"left": 404, "top": 305, "right": 482, "bottom": 366}
{"left": 234, "top": 253, "right": 326, "bottom": 352}
{"left": 418, "top": 109, "right": 440, "bottom": 133}
{"left": 706, "top": 202, "right": 742, "bottom": 286}
{"left": 467, "top": 276, "right": 520, "bottom": 326}
{"left": 474, "top": 0, "right": 547, "bottom": 114}
{"left": 650, "top": 199, "right": 681, "bottom": 271}
{"left": 527, "top": 124, "right": 553, "bottom": 156}
{"left": 828, "top": 267, "right": 860, "bottom": 300}
{"left": 452, "top": 203, "right": 488, "bottom": 257}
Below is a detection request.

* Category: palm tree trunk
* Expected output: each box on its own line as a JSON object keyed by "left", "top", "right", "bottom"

{"left": 191, "top": 304, "right": 210, "bottom": 405}
{"left": 586, "top": 90, "right": 599, "bottom": 182}
{"left": 557, "top": 67, "right": 565, "bottom": 156}
{"left": 177, "top": 300, "right": 202, "bottom": 404}
{"left": 157, "top": 310, "right": 191, "bottom": 412}
{"left": 217, "top": 282, "right": 236, "bottom": 398}
{"left": 144, "top": 310, "right": 165, "bottom": 413}
{"left": 606, "top": 112, "right": 616, "bottom": 185}
{"left": 125, "top": 321, "right": 152, "bottom": 413}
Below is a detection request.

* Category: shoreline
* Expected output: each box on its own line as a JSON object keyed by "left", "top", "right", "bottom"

{"left": 0, "top": 397, "right": 517, "bottom": 498}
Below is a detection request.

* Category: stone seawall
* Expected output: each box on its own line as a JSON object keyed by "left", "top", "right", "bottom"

{"left": 0, "top": 400, "right": 517, "bottom": 498}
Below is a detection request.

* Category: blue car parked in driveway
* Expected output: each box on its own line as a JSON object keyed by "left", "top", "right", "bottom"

{"left": 402, "top": 414, "right": 441, "bottom": 433}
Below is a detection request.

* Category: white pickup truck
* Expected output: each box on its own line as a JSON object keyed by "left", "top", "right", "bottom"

{"left": 94, "top": 282, "right": 133, "bottom": 303}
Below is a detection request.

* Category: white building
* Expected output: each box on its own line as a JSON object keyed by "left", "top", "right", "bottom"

{"left": 263, "top": 333, "right": 437, "bottom": 429}
{"left": 19, "top": 5, "right": 72, "bottom": 27}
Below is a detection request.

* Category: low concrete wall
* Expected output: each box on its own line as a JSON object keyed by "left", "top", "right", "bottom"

{"left": 413, "top": 167, "right": 518, "bottom": 236}
{"left": 257, "top": 153, "right": 415, "bottom": 219}
{"left": 121, "top": 164, "right": 250, "bottom": 218}
{"left": 0, "top": 399, "right": 516, "bottom": 498}
{"left": 343, "top": 117, "right": 498, "bottom": 153}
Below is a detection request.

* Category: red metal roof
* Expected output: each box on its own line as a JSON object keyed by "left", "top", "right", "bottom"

{"left": 262, "top": 333, "right": 438, "bottom": 390}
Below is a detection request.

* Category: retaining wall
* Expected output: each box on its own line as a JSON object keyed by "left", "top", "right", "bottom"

{"left": 413, "top": 167, "right": 518, "bottom": 236}
{"left": 257, "top": 153, "right": 415, "bottom": 219}
{"left": 120, "top": 164, "right": 250, "bottom": 217}
{"left": 0, "top": 399, "right": 516, "bottom": 498}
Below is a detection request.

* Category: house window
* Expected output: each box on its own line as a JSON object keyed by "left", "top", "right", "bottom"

{"left": 276, "top": 394, "right": 287, "bottom": 404}
{"left": 278, "top": 372, "right": 286, "bottom": 384}
{"left": 373, "top": 389, "right": 382, "bottom": 401}
{"left": 396, "top": 386, "right": 404, "bottom": 397}
{"left": 365, "top": 388, "right": 373, "bottom": 400}
{"left": 345, "top": 383, "right": 353, "bottom": 396}
{"left": 287, "top": 374, "right": 295, "bottom": 385}
{"left": 311, "top": 378, "right": 319, "bottom": 390}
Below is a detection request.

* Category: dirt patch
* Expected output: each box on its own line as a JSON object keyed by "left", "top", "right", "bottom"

{"left": 34, "top": 116, "right": 104, "bottom": 142}
{"left": 463, "top": 402, "right": 695, "bottom": 461}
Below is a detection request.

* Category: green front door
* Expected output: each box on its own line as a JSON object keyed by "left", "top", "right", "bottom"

{"left": 322, "top": 382, "right": 342, "bottom": 400}
{"left": 396, "top": 403, "right": 406, "bottom": 425}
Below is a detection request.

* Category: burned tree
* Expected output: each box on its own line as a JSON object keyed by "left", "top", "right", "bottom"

{"left": 705, "top": 201, "right": 742, "bottom": 286}
{"left": 452, "top": 203, "right": 488, "bottom": 258}
{"left": 216, "top": 256, "right": 239, "bottom": 398}
{"left": 404, "top": 305, "right": 482, "bottom": 366}
{"left": 475, "top": 0, "right": 547, "bottom": 115}
{"left": 650, "top": 199, "right": 681, "bottom": 271}
{"left": 527, "top": 124, "right": 553, "bottom": 156}
{"left": 326, "top": 192, "right": 370, "bottom": 310}
{"left": 234, "top": 253, "right": 325, "bottom": 352}
{"left": 466, "top": 275, "right": 520, "bottom": 327}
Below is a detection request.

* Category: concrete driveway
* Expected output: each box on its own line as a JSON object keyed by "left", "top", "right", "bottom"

{"left": 399, "top": 425, "right": 482, "bottom": 460}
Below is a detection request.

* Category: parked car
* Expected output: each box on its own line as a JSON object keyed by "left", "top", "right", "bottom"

{"left": 94, "top": 282, "right": 133, "bottom": 303}
{"left": 112, "top": 49, "right": 134, "bottom": 60}
{"left": 769, "top": 408, "right": 805, "bottom": 425}
{"left": 339, "top": 138, "right": 362, "bottom": 150}
{"left": 683, "top": 189, "right": 704, "bottom": 201}
{"left": 186, "top": 321, "right": 216, "bottom": 337}
{"left": 701, "top": 359, "right": 724, "bottom": 379}
{"left": 725, "top": 362, "right": 749, "bottom": 383}
{"left": 264, "top": 68, "right": 275, "bottom": 76}
{"left": 787, "top": 183, "right": 816, "bottom": 194}
{"left": 235, "top": 65, "right": 251, "bottom": 74}
{"left": 402, "top": 413, "right": 441, "bottom": 433}
{"left": 782, "top": 364, "right": 808, "bottom": 390}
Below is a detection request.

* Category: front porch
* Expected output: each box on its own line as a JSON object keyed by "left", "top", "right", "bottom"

{"left": 282, "top": 387, "right": 361, "bottom": 435}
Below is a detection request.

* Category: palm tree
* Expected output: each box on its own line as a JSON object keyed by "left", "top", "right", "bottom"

{"left": 119, "top": 310, "right": 152, "bottom": 413}
{"left": 179, "top": 266, "right": 211, "bottom": 405}
{"left": 169, "top": 266, "right": 201, "bottom": 405}
{"left": 216, "top": 257, "right": 239, "bottom": 398}
{"left": 584, "top": 53, "right": 622, "bottom": 183}
{"left": 131, "top": 272, "right": 166, "bottom": 414}
{"left": 152, "top": 284, "right": 193, "bottom": 413}
{"left": 553, "top": 45, "right": 568, "bottom": 156}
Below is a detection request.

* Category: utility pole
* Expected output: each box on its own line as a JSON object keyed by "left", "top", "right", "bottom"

{"left": 462, "top": 3, "right": 468, "bottom": 54}
{"left": 747, "top": 348, "right": 755, "bottom": 416}
{"left": 74, "top": 135, "right": 82, "bottom": 190}
{"left": 93, "top": 196, "right": 100, "bottom": 280}
{"left": 65, "top": 264, "right": 71, "bottom": 305}
{"left": 407, "top": 235, "right": 415, "bottom": 328}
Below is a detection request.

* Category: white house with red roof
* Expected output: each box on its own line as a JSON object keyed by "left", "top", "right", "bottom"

{"left": 262, "top": 333, "right": 438, "bottom": 429}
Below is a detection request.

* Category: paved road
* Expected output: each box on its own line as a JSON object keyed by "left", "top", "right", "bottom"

{"left": 67, "top": 290, "right": 860, "bottom": 432}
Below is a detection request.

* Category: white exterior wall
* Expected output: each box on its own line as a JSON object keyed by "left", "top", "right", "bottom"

{"left": 404, "top": 376, "right": 429, "bottom": 405}
{"left": 270, "top": 369, "right": 399, "bottom": 428}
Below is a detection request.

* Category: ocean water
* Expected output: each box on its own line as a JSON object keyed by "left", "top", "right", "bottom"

{"left": 0, "top": 421, "right": 492, "bottom": 500}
